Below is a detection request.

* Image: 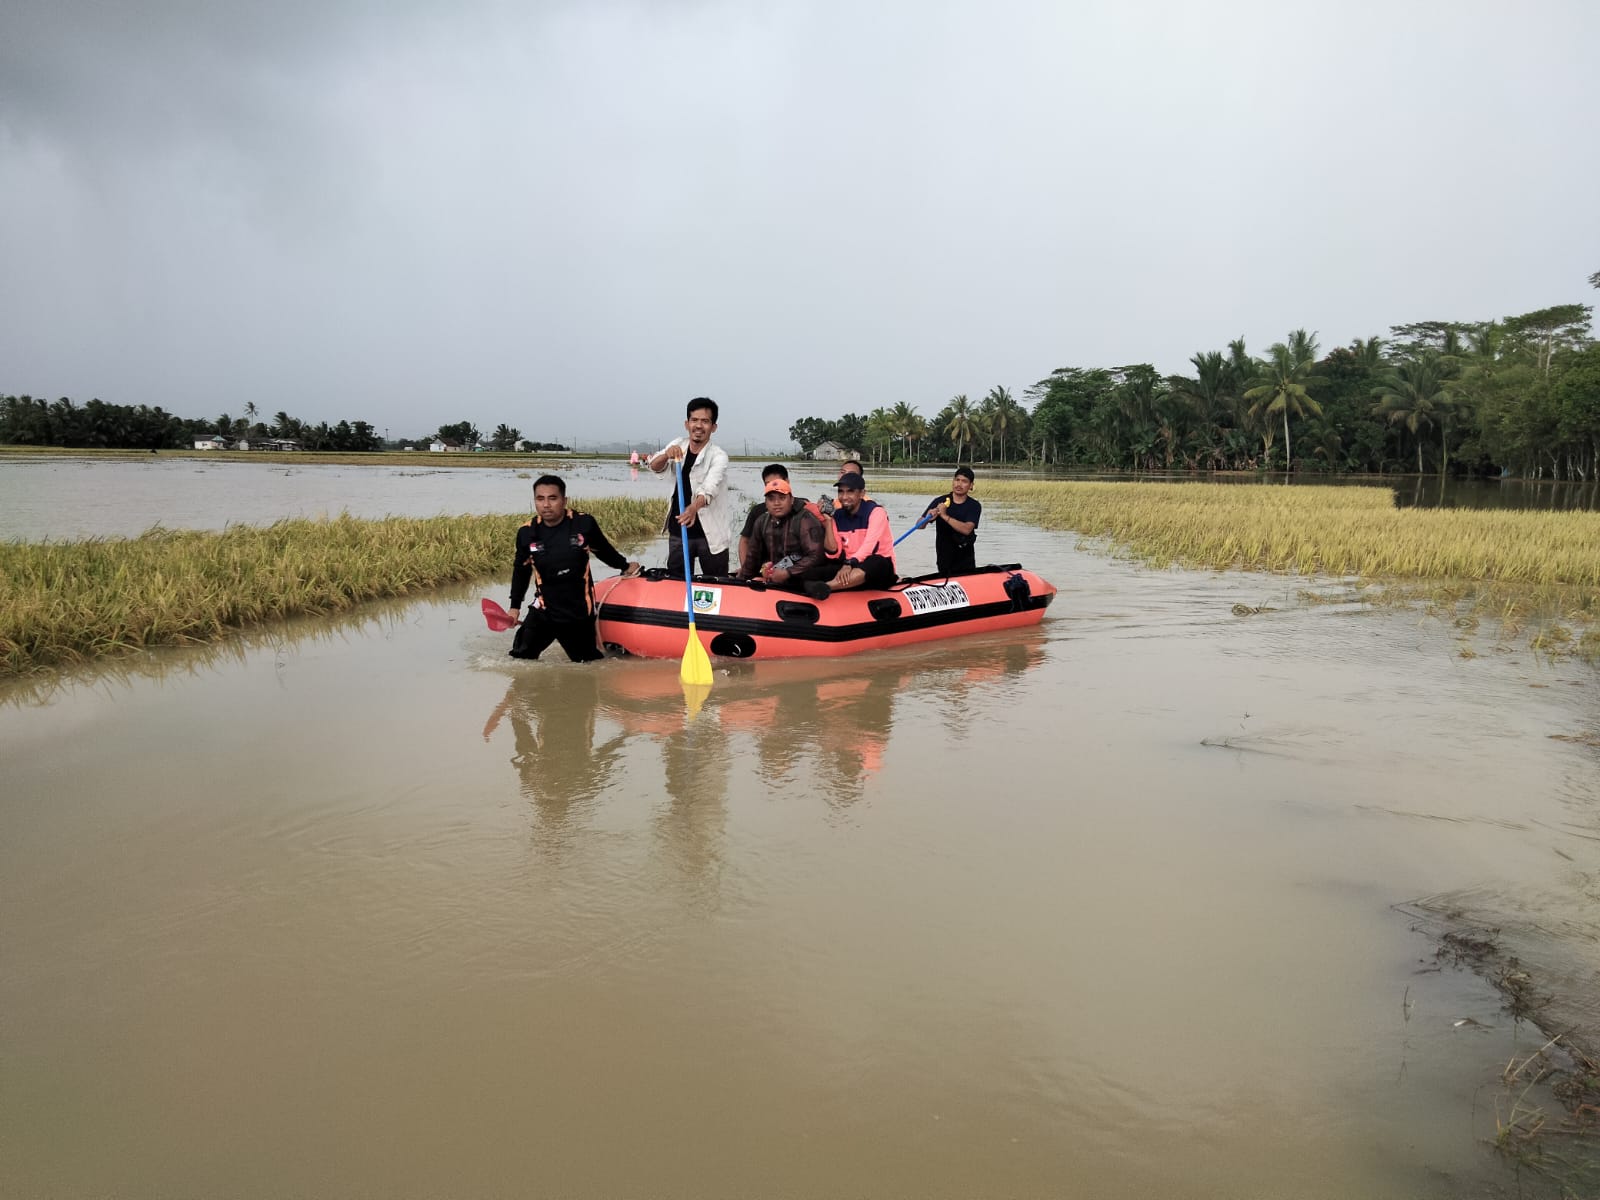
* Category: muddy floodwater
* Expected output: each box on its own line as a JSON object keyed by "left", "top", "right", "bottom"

{"left": 3, "top": 460, "right": 1599, "bottom": 1198}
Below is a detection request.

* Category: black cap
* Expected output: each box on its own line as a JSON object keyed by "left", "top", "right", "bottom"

{"left": 836, "top": 471, "right": 866, "bottom": 490}
{"left": 954, "top": 466, "right": 975, "bottom": 482}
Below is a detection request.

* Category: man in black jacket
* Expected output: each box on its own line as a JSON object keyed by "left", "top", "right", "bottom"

{"left": 509, "top": 475, "right": 641, "bottom": 661}
{"left": 737, "top": 477, "right": 829, "bottom": 589}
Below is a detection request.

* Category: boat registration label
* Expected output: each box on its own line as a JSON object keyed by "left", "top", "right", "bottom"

{"left": 902, "top": 581, "right": 970, "bottom": 615}
{"left": 691, "top": 586, "right": 723, "bottom": 616}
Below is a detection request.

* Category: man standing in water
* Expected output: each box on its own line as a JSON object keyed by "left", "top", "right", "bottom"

{"left": 648, "top": 397, "right": 732, "bottom": 577}
{"left": 508, "top": 475, "right": 641, "bottom": 662}
{"left": 923, "top": 466, "right": 982, "bottom": 575}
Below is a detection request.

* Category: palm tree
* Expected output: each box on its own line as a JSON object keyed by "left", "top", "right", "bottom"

{"left": 1348, "top": 336, "right": 1385, "bottom": 370}
{"left": 1243, "top": 329, "right": 1325, "bottom": 472}
{"left": 890, "top": 401, "right": 919, "bottom": 463}
{"left": 985, "top": 386, "right": 1015, "bottom": 465}
{"left": 1371, "top": 351, "right": 1459, "bottom": 475}
{"left": 971, "top": 410, "right": 992, "bottom": 465}
{"left": 1173, "top": 352, "right": 1231, "bottom": 467}
{"left": 1305, "top": 417, "right": 1345, "bottom": 470}
{"left": 907, "top": 412, "right": 927, "bottom": 462}
{"left": 865, "top": 407, "right": 896, "bottom": 466}
{"left": 944, "top": 395, "right": 975, "bottom": 463}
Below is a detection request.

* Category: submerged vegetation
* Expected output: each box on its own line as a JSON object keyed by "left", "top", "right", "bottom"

{"left": 0, "top": 500, "right": 661, "bottom": 675}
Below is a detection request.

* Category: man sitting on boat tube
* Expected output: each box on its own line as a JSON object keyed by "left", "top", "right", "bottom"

{"left": 739, "top": 463, "right": 839, "bottom": 572}
{"left": 804, "top": 472, "right": 895, "bottom": 600}
{"left": 736, "top": 476, "right": 831, "bottom": 590}
{"left": 507, "top": 475, "right": 642, "bottom": 662}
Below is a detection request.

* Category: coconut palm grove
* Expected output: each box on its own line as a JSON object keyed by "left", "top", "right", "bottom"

{"left": 789, "top": 287, "right": 1599, "bottom": 480}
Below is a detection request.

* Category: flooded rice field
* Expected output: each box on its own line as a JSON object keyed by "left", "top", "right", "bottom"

{"left": 2, "top": 459, "right": 1598, "bottom": 1197}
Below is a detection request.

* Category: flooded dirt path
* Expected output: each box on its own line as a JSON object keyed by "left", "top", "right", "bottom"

{"left": 3, "top": 494, "right": 1598, "bottom": 1197}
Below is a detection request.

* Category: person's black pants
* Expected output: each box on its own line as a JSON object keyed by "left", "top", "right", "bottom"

{"left": 667, "top": 536, "right": 729, "bottom": 578}
{"left": 509, "top": 611, "right": 603, "bottom": 662}
{"left": 937, "top": 548, "right": 977, "bottom": 575}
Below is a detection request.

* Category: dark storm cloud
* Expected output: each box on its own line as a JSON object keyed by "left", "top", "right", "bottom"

{"left": 2, "top": 0, "right": 1597, "bottom": 446}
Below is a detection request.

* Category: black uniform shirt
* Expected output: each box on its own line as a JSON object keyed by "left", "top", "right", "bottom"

{"left": 510, "top": 512, "right": 628, "bottom": 621}
{"left": 929, "top": 493, "right": 982, "bottom": 561}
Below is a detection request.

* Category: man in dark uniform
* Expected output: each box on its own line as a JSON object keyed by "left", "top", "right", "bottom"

{"left": 923, "top": 465, "right": 982, "bottom": 575}
{"left": 508, "top": 475, "right": 641, "bottom": 661}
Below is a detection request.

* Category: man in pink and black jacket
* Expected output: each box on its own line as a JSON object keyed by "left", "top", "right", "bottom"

{"left": 804, "top": 471, "right": 896, "bottom": 599}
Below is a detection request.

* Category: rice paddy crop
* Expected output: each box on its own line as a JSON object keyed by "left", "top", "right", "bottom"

{"left": 0, "top": 501, "right": 662, "bottom": 675}
{"left": 871, "top": 479, "right": 1600, "bottom": 588}
{"left": 871, "top": 479, "right": 1600, "bottom": 645}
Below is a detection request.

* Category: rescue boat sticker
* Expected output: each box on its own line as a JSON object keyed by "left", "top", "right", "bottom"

{"left": 901, "top": 581, "right": 971, "bottom": 615}
{"left": 691, "top": 586, "right": 722, "bottom": 616}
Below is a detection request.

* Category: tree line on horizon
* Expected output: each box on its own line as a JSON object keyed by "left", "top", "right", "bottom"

{"left": 0, "top": 400, "right": 567, "bottom": 454}
{"left": 790, "top": 291, "right": 1599, "bottom": 480}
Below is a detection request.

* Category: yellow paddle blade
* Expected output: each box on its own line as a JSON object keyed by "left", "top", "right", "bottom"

{"left": 680, "top": 620, "right": 714, "bottom": 688}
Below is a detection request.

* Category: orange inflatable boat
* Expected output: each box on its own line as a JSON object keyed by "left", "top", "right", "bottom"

{"left": 594, "top": 563, "right": 1055, "bottom": 660}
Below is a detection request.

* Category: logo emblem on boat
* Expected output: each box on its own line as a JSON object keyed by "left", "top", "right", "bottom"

{"left": 691, "top": 586, "right": 722, "bottom": 615}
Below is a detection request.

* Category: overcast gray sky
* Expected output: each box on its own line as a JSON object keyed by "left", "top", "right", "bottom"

{"left": 3, "top": 0, "right": 1597, "bottom": 447}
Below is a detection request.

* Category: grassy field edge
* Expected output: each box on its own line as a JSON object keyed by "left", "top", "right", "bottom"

{"left": 0, "top": 500, "right": 662, "bottom": 675}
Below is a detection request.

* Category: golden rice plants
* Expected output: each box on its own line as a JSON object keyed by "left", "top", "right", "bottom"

{"left": 0, "top": 500, "right": 662, "bottom": 674}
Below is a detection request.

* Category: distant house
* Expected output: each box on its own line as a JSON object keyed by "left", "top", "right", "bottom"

{"left": 813, "top": 439, "right": 859, "bottom": 461}
{"left": 193, "top": 434, "right": 232, "bottom": 450}
{"left": 261, "top": 438, "right": 302, "bottom": 452}
{"left": 430, "top": 439, "right": 466, "bottom": 453}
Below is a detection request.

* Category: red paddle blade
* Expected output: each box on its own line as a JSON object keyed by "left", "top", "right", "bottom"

{"left": 482, "top": 598, "right": 518, "bottom": 631}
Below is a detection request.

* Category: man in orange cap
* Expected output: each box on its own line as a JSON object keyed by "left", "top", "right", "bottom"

{"left": 737, "top": 474, "right": 829, "bottom": 589}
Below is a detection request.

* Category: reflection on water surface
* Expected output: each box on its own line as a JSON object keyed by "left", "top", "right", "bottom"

{"left": 2, "top": 511, "right": 1597, "bottom": 1198}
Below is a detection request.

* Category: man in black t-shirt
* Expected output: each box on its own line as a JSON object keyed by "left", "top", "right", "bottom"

{"left": 508, "top": 475, "right": 641, "bottom": 662}
{"left": 923, "top": 465, "right": 982, "bottom": 575}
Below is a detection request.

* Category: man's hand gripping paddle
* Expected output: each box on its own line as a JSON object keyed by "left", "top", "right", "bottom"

{"left": 674, "top": 460, "right": 714, "bottom": 690}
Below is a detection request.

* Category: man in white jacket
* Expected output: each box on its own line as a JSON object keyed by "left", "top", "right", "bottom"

{"left": 649, "top": 396, "right": 733, "bottom": 576}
